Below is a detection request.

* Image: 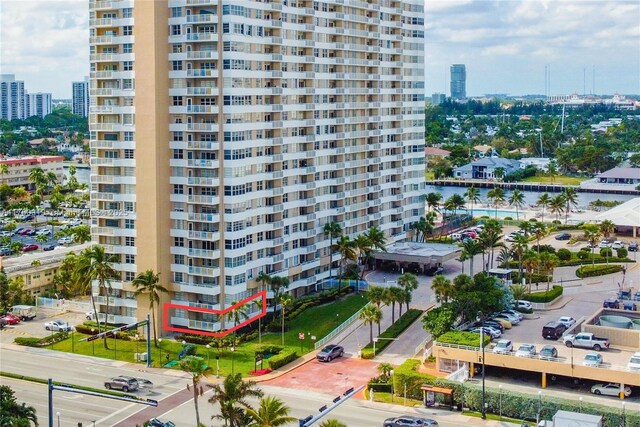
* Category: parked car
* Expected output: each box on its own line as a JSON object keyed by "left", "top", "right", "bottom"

{"left": 635, "top": 291, "right": 640, "bottom": 302}
{"left": 0, "top": 317, "right": 6, "bottom": 329}
{"left": 602, "top": 298, "right": 620, "bottom": 309}
{"left": 627, "top": 352, "right": 640, "bottom": 371}
{"left": 542, "top": 321, "right": 567, "bottom": 340}
{"left": 58, "top": 236, "right": 73, "bottom": 245}
{"left": 42, "top": 244, "right": 56, "bottom": 252}
{"left": 316, "top": 344, "right": 344, "bottom": 362}
{"left": 0, "top": 247, "right": 12, "bottom": 256}
{"left": 514, "top": 300, "right": 533, "bottom": 311}
{"left": 35, "top": 228, "right": 51, "bottom": 236}
{"left": 104, "top": 376, "right": 139, "bottom": 392}
{"left": 539, "top": 345, "right": 558, "bottom": 360}
{"left": 628, "top": 242, "right": 638, "bottom": 252}
{"left": 590, "top": 383, "right": 631, "bottom": 397}
{"left": 383, "top": 416, "right": 438, "bottom": 427}
{"left": 618, "top": 289, "right": 632, "bottom": 300}
{"left": 490, "top": 317, "right": 512, "bottom": 329}
{"left": 470, "top": 326, "right": 501, "bottom": 339}
{"left": 44, "top": 321, "right": 72, "bottom": 332}
{"left": 425, "top": 265, "right": 444, "bottom": 276}
{"left": 21, "top": 244, "right": 39, "bottom": 252}
{"left": 20, "top": 214, "right": 35, "bottom": 221}
{"left": 481, "top": 320, "right": 505, "bottom": 332}
{"left": 623, "top": 301, "right": 638, "bottom": 311}
{"left": 493, "top": 339, "right": 513, "bottom": 354}
{"left": 0, "top": 231, "right": 11, "bottom": 237}
{"left": 558, "top": 316, "right": 576, "bottom": 329}
{"left": 503, "top": 309, "right": 524, "bottom": 321}
{"left": 515, "top": 344, "right": 537, "bottom": 358}
{"left": 583, "top": 353, "right": 603, "bottom": 367}
{"left": 17, "top": 228, "right": 33, "bottom": 236}
{"left": 611, "top": 241, "right": 624, "bottom": 250}
{"left": 1, "top": 313, "right": 21, "bottom": 325}
{"left": 599, "top": 240, "right": 611, "bottom": 248}
{"left": 555, "top": 233, "right": 571, "bottom": 241}
{"left": 86, "top": 310, "right": 95, "bottom": 320}
{"left": 148, "top": 419, "right": 176, "bottom": 427}
{"left": 493, "top": 313, "right": 520, "bottom": 325}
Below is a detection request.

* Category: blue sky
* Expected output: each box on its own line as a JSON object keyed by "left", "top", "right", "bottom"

{"left": 0, "top": 0, "right": 638, "bottom": 98}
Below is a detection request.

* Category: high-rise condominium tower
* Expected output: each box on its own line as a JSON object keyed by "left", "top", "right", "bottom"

{"left": 72, "top": 77, "right": 90, "bottom": 117}
{"left": 450, "top": 64, "right": 466, "bottom": 99}
{"left": 89, "top": 0, "right": 425, "bottom": 333}
{"left": 0, "top": 74, "right": 27, "bottom": 120}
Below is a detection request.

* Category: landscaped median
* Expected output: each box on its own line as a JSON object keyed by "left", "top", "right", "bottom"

{"left": 361, "top": 308, "right": 424, "bottom": 359}
{"left": 576, "top": 264, "right": 624, "bottom": 278}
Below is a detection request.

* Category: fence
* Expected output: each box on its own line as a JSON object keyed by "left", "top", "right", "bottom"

{"left": 320, "top": 278, "right": 368, "bottom": 293}
{"left": 36, "top": 297, "right": 91, "bottom": 314}
{"left": 314, "top": 303, "right": 370, "bottom": 350}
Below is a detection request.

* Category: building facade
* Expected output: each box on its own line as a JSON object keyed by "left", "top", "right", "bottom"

{"left": 0, "top": 74, "right": 27, "bottom": 120}
{"left": 453, "top": 157, "right": 522, "bottom": 180}
{"left": 89, "top": 0, "right": 425, "bottom": 332}
{"left": 0, "top": 155, "right": 65, "bottom": 189}
{"left": 72, "top": 78, "right": 90, "bottom": 117}
{"left": 450, "top": 64, "right": 466, "bottom": 99}
{"left": 27, "top": 93, "right": 53, "bottom": 118}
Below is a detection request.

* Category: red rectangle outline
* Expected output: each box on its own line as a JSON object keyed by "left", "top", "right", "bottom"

{"left": 163, "top": 290, "right": 266, "bottom": 338}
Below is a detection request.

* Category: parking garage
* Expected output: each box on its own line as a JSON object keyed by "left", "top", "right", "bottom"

{"left": 372, "top": 242, "right": 461, "bottom": 275}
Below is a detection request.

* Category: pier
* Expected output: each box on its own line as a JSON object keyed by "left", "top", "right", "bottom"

{"left": 426, "top": 179, "right": 640, "bottom": 196}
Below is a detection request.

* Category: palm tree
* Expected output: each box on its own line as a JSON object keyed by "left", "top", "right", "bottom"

{"left": 425, "top": 192, "right": 442, "bottom": 213}
{"left": 226, "top": 300, "right": 249, "bottom": 333}
{"left": 359, "top": 304, "right": 382, "bottom": 345}
{"left": 269, "top": 276, "right": 289, "bottom": 313}
{"left": 522, "top": 251, "right": 539, "bottom": 292}
{"left": 45, "top": 171, "right": 58, "bottom": 191}
{"left": 465, "top": 186, "right": 481, "bottom": 218}
{"left": 179, "top": 355, "right": 212, "bottom": 427}
{"left": 365, "top": 285, "right": 387, "bottom": 311}
{"left": 582, "top": 224, "right": 602, "bottom": 267}
{"left": 0, "top": 164, "right": 8, "bottom": 185}
{"left": 323, "top": 222, "right": 342, "bottom": 281}
{"left": 561, "top": 188, "right": 579, "bottom": 224}
{"left": 431, "top": 274, "right": 453, "bottom": 303}
{"left": 364, "top": 226, "right": 386, "bottom": 252}
{"left": 511, "top": 234, "right": 530, "bottom": 277}
{"left": 461, "top": 238, "right": 483, "bottom": 275}
{"left": 537, "top": 193, "right": 551, "bottom": 222}
{"left": 496, "top": 247, "right": 512, "bottom": 266}
{"left": 445, "top": 194, "right": 466, "bottom": 217}
{"left": 279, "top": 294, "right": 293, "bottom": 346}
{"left": 599, "top": 219, "right": 615, "bottom": 239}
{"left": 318, "top": 420, "right": 346, "bottom": 427}
{"left": 131, "top": 269, "right": 169, "bottom": 347}
{"left": 354, "top": 234, "right": 372, "bottom": 280}
{"left": 71, "top": 225, "right": 91, "bottom": 243}
{"left": 387, "top": 285, "right": 405, "bottom": 323}
{"left": 28, "top": 167, "right": 47, "bottom": 193}
{"left": 333, "top": 235, "right": 356, "bottom": 292}
{"left": 508, "top": 189, "right": 526, "bottom": 220}
{"left": 539, "top": 252, "right": 559, "bottom": 292}
{"left": 549, "top": 194, "right": 565, "bottom": 222}
{"left": 397, "top": 273, "right": 418, "bottom": 313}
{"left": 0, "top": 384, "right": 38, "bottom": 426}
{"left": 209, "top": 373, "right": 263, "bottom": 427}
{"left": 486, "top": 187, "right": 505, "bottom": 218}
{"left": 75, "top": 246, "right": 119, "bottom": 349}
{"left": 255, "top": 272, "right": 271, "bottom": 344}
{"left": 510, "top": 283, "right": 528, "bottom": 302}
{"left": 246, "top": 396, "right": 296, "bottom": 427}
{"left": 532, "top": 222, "right": 547, "bottom": 254}
{"left": 547, "top": 160, "right": 558, "bottom": 183}
{"left": 411, "top": 212, "right": 436, "bottom": 242}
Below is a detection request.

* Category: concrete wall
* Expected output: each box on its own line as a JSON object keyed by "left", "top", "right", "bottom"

{"left": 583, "top": 308, "right": 640, "bottom": 349}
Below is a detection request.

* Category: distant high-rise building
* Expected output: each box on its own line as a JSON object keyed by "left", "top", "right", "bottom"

{"left": 0, "top": 74, "right": 27, "bottom": 120}
{"left": 431, "top": 93, "right": 446, "bottom": 105}
{"left": 450, "top": 64, "right": 466, "bottom": 99}
{"left": 27, "top": 92, "right": 52, "bottom": 118}
{"left": 89, "top": 0, "right": 426, "bottom": 332}
{"left": 72, "top": 77, "right": 89, "bottom": 117}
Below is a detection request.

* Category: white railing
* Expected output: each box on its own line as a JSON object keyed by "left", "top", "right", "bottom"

{"left": 414, "top": 335, "right": 431, "bottom": 357}
{"left": 446, "top": 364, "right": 469, "bottom": 382}
{"left": 314, "top": 303, "right": 370, "bottom": 350}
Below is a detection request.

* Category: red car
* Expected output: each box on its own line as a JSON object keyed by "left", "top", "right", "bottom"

{"left": 22, "top": 244, "right": 39, "bottom": 252}
{"left": 17, "top": 228, "right": 33, "bottom": 236}
{"left": 2, "top": 313, "right": 21, "bottom": 325}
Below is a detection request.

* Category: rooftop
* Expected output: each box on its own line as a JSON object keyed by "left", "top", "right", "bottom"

{"left": 597, "top": 167, "right": 640, "bottom": 179}
{"left": 372, "top": 242, "right": 461, "bottom": 264}
{"left": 424, "top": 147, "right": 451, "bottom": 157}
{"left": 592, "top": 197, "right": 640, "bottom": 228}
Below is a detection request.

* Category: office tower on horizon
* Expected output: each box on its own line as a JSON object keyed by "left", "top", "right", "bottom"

{"left": 72, "top": 77, "right": 90, "bottom": 117}
{"left": 450, "top": 64, "right": 466, "bottom": 99}
{"left": 89, "top": 0, "right": 425, "bottom": 333}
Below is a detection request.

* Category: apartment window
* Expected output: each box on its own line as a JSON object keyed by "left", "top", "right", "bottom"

{"left": 123, "top": 26, "right": 133, "bottom": 36}
{"left": 123, "top": 79, "right": 133, "bottom": 89}
{"left": 173, "top": 184, "right": 184, "bottom": 194}
{"left": 171, "top": 7, "right": 182, "bottom": 17}
{"left": 173, "top": 132, "right": 183, "bottom": 141}
{"left": 174, "top": 255, "right": 185, "bottom": 265}
{"left": 123, "top": 201, "right": 134, "bottom": 212}
{"left": 172, "top": 149, "right": 184, "bottom": 159}
{"left": 123, "top": 61, "right": 133, "bottom": 71}
{"left": 123, "top": 131, "right": 134, "bottom": 141}
{"left": 172, "top": 96, "right": 183, "bottom": 106}
{"left": 171, "top": 25, "right": 181, "bottom": 35}
{"left": 172, "top": 61, "right": 183, "bottom": 71}
{"left": 174, "top": 237, "right": 184, "bottom": 247}
{"left": 124, "top": 219, "right": 134, "bottom": 229}
{"left": 122, "top": 8, "right": 132, "bottom": 18}
{"left": 124, "top": 149, "right": 134, "bottom": 159}
{"left": 125, "top": 237, "right": 135, "bottom": 246}
{"left": 124, "top": 254, "right": 135, "bottom": 264}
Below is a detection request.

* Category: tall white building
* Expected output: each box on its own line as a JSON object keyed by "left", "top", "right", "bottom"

{"left": 72, "top": 77, "right": 90, "bottom": 117}
{"left": 27, "top": 92, "right": 52, "bottom": 118}
{"left": 89, "top": 0, "right": 425, "bottom": 333}
{"left": 0, "top": 74, "right": 27, "bottom": 120}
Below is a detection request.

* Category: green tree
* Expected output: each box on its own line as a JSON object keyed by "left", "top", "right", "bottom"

{"left": 561, "top": 187, "right": 579, "bottom": 224}
{"left": 35, "top": 234, "right": 48, "bottom": 247}
{"left": 508, "top": 189, "right": 526, "bottom": 220}
{"left": 0, "top": 269, "right": 9, "bottom": 314}
{"left": 538, "top": 252, "right": 559, "bottom": 292}
{"left": 599, "top": 219, "right": 615, "bottom": 239}
{"left": 537, "top": 193, "right": 551, "bottom": 222}
{"left": 333, "top": 235, "right": 356, "bottom": 291}
{"left": 0, "top": 384, "right": 38, "bottom": 426}
{"left": 494, "top": 167, "right": 506, "bottom": 180}
{"left": 422, "top": 305, "right": 456, "bottom": 339}
{"left": 318, "top": 420, "right": 346, "bottom": 427}
{"left": 209, "top": 373, "right": 263, "bottom": 427}
{"left": 0, "top": 164, "right": 8, "bottom": 185}
{"left": 522, "top": 251, "right": 539, "bottom": 292}
{"left": 179, "top": 355, "right": 213, "bottom": 427}
{"left": 531, "top": 222, "right": 547, "bottom": 254}
{"left": 323, "top": 222, "right": 342, "bottom": 281}
{"left": 386, "top": 286, "right": 405, "bottom": 324}
{"left": 365, "top": 285, "right": 387, "bottom": 311}
{"left": 511, "top": 234, "right": 530, "bottom": 276}
{"left": 464, "top": 186, "right": 481, "bottom": 218}
{"left": 461, "top": 238, "right": 484, "bottom": 275}
{"left": 226, "top": 300, "right": 249, "bottom": 331}
{"left": 510, "top": 283, "right": 528, "bottom": 302}
{"left": 397, "top": 273, "right": 418, "bottom": 313}
{"left": 425, "top": 192, "right": 442, "bottom": 213}
{"left": 486, "top": 187, "right": 505, "bottom": 218}
{"left": 75, "top": 246, "right": 119, "bottom": 348}
{"left": 582, "top": 224, "right": 602, "bottom": 267}
{"left": 359, "top": 304, "right": 382, "bottom": 345}
{"left": 255, "top": 272, "right": 271, "bottom": 343}
{"left": 245, "top": 396, "right": 296, "bottom": 427}
{"left": 431, "top": 274, "right": 453, "bottom": 304}
{"left": 132, "top": 269, "right": 168, "bottom": 347}
{"left": 28, "top": 167, "right": 47, "bottom": 194}
{"left": 279, "top": 294, "right": 293, "bottom": 346}
{"left": 411, "top": 212, "right": 436, "bottom": 243}
{"left": 549, "top": 194, "right": 565, "bottom": 222}
{"left": 477, "top": 219, "right": 504, "bottom": 269}
{"left": 72, "top": 225, "right": 91, "bottom": 243}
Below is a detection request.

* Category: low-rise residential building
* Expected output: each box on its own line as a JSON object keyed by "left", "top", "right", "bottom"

{"left": 519, "top": 157, "right": 551, "bottom": 171}
{"left": 425, "top": 147, "right": 451, "bottom": 160}
{"left": 0, "top": 155, "right": 65, "bottom": 189}
{"left": 453, "top": 157, "right": 522, "bottom": 180}
{"left": 595, "top": 167, "right": 640, "bottom": 185}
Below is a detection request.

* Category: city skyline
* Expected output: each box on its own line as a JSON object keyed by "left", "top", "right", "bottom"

{"left": 0, "top": 0, "right": 639, "bottom": 99}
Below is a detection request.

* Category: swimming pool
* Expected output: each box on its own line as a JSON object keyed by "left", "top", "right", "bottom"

{"left": 470, "top": 208, "right": 529, "bottom": 219}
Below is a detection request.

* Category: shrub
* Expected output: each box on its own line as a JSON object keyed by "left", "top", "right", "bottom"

{"left": 255, "top": 345, "right": 283, "bottom": 356}
{"left": 576, "top": 265, "right": 623, "bottom": 278}
{"left": 14, "top": 331, "right": 69, "bottom": 347}
{"left": 14, "top": 337, "right": 42, "bottom": 347}
{"left": 526, "top": 286, "right": 563, "bottom": 303}
{"left": 532, "top": 244, "right": 555, "bottom": 254}
{"left": 557, "top": 248, "right": 572, "bottom": 261}
{"left": 361, "top": 309, "right": 423, "bottom": 359}
{"left": 577, "top": 250, "right": 590, "bottom": 260}
{"left": 552, "top": 220, "right": 561, "bottom": 225}
{"left": 599, "top": 247, "right": 613, "bottom": 257}
{"left": 267, "top": 349, "right": 298, "bottom": 370}
{"left": 504, "top": 217, "right": 513, "bottom": 221}
{"left": 74, "top": 324, "right": 100, "bottom": 335}
{"left": 436, "top": 331, "right": 490, "bottom": 348}
{"left": 616, "top": 248, "right": 628, "bottom": 259}
{"left": 512, "top": 272, "right": 551, "bottom": 284}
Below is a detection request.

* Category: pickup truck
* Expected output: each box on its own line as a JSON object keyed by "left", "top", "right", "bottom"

{"left": 9, "top": 305, "right": 36, "bottom": 321}
{"left": 563, "top": 332, "right": 610, "bottom": 351}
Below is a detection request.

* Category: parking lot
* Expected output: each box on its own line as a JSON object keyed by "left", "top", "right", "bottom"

{"left": 0, "top": 307, "right": 88, "bottom": 344}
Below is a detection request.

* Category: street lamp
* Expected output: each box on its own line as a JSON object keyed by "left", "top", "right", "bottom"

{"left": 158, "top": 338, "right": 163, "bottom": 367}
{"left": 206, "top": 344, "right": 211, "bottom": 367}
{"left": 390, "top": 369, "right": 394, "bottom": 402}
{"left": 622, "top": 402, "right": 626, "bottom": 427}
{"left": 499, "top": 384, "right": 503, "bottom": 420}
{"left": 56, "top": 411, "right": 60, "bottom": 427}
{"left": 230, "top": 345, "right": 235, "bottom": 375}
{"left": 91, "top": 328, "right": 95, "bottom": 356}
{"left": 135, "top": 334, "right": 139, "bottom": 361}
{"left": 579, "top": 396, "right": 583, "bottom": 413}
{"left": 537, "top": 391, "right": 542, "bottom": 423}
{"left": 477, "top": 313, "right": 486, "bottom": 420}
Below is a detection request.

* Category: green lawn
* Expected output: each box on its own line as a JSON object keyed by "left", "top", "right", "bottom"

{"left": 521, "top": 175, "right": 587, "bottom": 185}
{"left": 36, "top": 293, "right": 368, "bottom": 376}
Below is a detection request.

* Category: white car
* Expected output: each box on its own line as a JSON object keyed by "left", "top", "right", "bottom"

{"left": 558, "top": 316, "right": 576, "bottom": 329}
{"left": 493, "top": 339, "right": 513, "bottom": 354}
{"left": 470, "top": 326, "right": 501, "bottom": 339}
{"left": 583, "top": 352, "right": 603, "bottom": 367}
{"left": 35, "top": 228, "right": 51, "bottom": 236}
{"left": 514, "top": 300, "right": 533, "bottom": 311}
{"left": 590, "top": 383, "right": 631, "bottom": 397}
{"left": 599, "top": 240, "right": 611, "bottom": 248}
{"left": 58, "top": 236, "right": 73, "bottom": 245}
{"left": 0, "top": 231, "right": 11, "bottom": 237}
{"left": 44, "top": 321, "right": 72, "bottom": 332}
{"left": 611, "top": 241, "right": 624, "bottom": 250}
{"left": 515, "top": 344, "right": 537, "bottom": 358}
{"left": 628, "top": 352, "right": 640, "bottom": 371}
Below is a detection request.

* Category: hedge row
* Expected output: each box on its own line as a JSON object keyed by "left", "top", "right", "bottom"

{"left": 526, "top": 285, "right": 563, "bottom": 303}
{"left": 511, "top": 272, "right": 552, "bottom": 284}
{"left": 436, "top": 331, "right": 491, "bottom": 348}
{"left": 14, "top": 331, "right": 68, "bottom": 347}
{"left": 576, "top": 264, "right": 623, "bottom": 278}
{"left": 267, "top": 349, "right": 298, "bottom": 370}
{"left": 389, "top": 360, "right": 640, "bottom": 427}
{"left": 361, "top": 309, "right": 423, "bottom": 359}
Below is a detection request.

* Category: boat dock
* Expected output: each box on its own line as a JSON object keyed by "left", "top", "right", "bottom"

{"left": 426, "top": 179, "right": 640, "bottom": 196}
